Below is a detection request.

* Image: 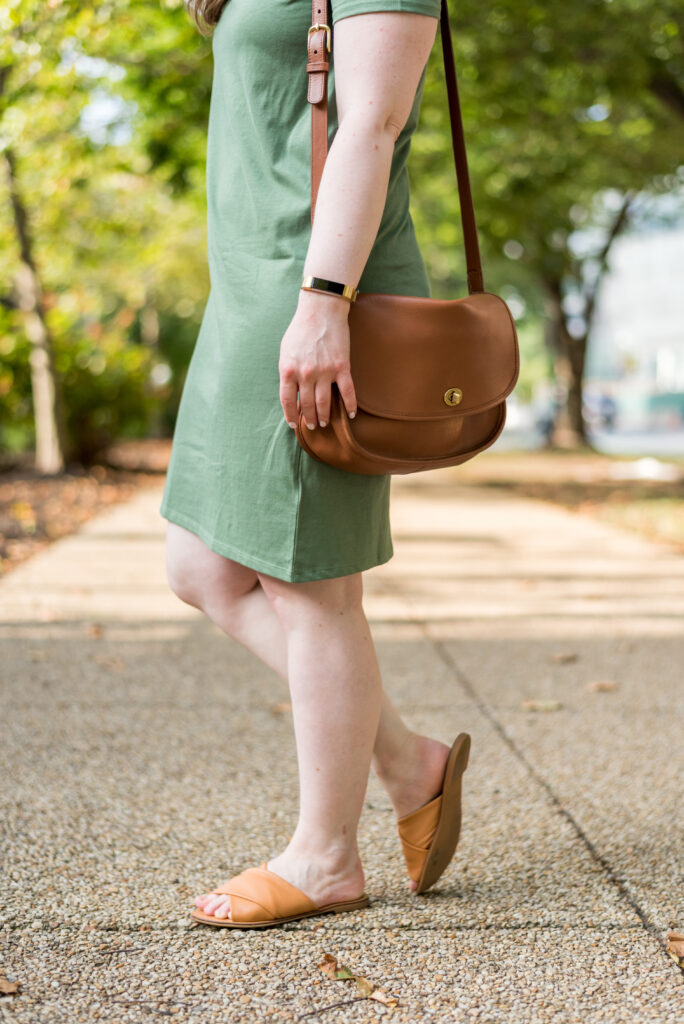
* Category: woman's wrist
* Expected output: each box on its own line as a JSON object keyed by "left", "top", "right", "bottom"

{"left": 301, "top": 276, "right": 359, "bottom": 303}
{"left": 296, "top": 284, "right": 351, "bottom": 320}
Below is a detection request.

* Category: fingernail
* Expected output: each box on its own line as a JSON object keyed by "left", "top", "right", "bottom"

{"left": 288, "top": 422, "right": 296, "bottom": 429}
{"left": 307, "top": 422, "right": 316, "bottom": 430}
{"left": 319, "top": 421, "right": 327, "bottom": 428}
{"left": 349, "top": 410, "right": 357, "bottom": 419}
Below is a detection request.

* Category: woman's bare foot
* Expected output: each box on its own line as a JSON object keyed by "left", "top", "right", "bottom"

{"left": 194, "top": 843, "right": 365, "bottom": 922}
{"left": 194, "top": 734, "right": 453, "bottom": 917}
{"left": 374, "top": 733, "right": 451, "bottom": 891}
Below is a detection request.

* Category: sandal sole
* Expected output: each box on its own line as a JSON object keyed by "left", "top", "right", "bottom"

{"left": 414, "top": 731, "right": 471, "bottom": 895}
{"left": 190, "top": 894, "right": 370, "bottom": 929}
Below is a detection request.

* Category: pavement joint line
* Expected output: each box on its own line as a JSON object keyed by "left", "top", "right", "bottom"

{"left": 425, "top": 629, "right": 682, "bottom": 977}
{"left": 0, "top": 922, "right": 654, "bottom": 934}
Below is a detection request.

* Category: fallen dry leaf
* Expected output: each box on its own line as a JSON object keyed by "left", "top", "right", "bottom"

{"left": 521, "top": 699, "right": 563, "bottom": 712}
{"left": 9, "top": 501, "right": 36, "bottom": 530}
{"left": 370, "top": 989, "right": 399, "bottom": 1007}
{"left": 667, "top": 932, "right": 684, "bottom": 965}
{"left": 550, "top": 652, "right": 578, "bottom": 664}
{"left": 318, "top": 953, "right": 354, "bottom": 982}
{"left": 92, "top": 654, "right": 127, "bottom": 671}
{"left": 0, "top": 975, "right": 21, "bottom": 996}
{"left": 355, "top": 977, "right": 374, "bottom": 997}
{"left": 587, "top": 680, "right": 618, "bottom": 692}
{"left": 317, "top": 953, "right": 389, "bottom": 1002}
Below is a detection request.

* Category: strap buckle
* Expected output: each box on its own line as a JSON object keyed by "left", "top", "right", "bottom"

{"left": 307, "top": 22, "right": 331, "bottom": 53}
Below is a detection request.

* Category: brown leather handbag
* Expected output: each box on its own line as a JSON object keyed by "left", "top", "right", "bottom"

{"left": 295, "top": 0, "right": 520, "bottom": 475}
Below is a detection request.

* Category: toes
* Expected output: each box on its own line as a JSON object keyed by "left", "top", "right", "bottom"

{"left": 201, "top": 894, "right": 231, "bottom": 918}
{"left": 201, "top": 894, "right": 223, "bottom": 914}
{"left": 195, "top": 892, "right": 216, "bottom": 910}
{"left": 213, "top": 899, "right": 231, "bottom": 919}
{"left": 194, "top": 891, "right": 233, "bottom": 920}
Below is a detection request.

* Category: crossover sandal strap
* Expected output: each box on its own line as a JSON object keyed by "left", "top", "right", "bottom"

{"left": 211, "top": 863, "right": 319, "bottom": 924}
{"left": 396, "top": 794, "right": 442, "bottom": 883}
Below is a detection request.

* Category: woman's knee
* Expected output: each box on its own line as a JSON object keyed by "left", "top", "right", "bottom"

{"left": 258, "top": 571, "right": 364, "bottom": 630}
{"left": 165, "top": 521, "right": 258, "bottom": 612}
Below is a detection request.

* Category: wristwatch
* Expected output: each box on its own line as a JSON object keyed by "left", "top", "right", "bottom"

{"left": 301, "top": 275, "right": 359, "bottom": 303}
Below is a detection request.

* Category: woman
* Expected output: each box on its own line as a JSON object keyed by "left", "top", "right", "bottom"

{"left": 160, "top": 0, "right": 471, "bottom": 929}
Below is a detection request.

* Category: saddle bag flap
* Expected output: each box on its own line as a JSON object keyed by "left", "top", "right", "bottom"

{"left": 348, "top": 291, "right": 519, "bottom": 421}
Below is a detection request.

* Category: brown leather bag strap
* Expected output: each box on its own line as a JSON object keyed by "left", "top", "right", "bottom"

{"left": 307, "top": 0, "right": 484, "bottom": 294}
{"left": 307, "top": 1, "right": 331, "bottom": 218}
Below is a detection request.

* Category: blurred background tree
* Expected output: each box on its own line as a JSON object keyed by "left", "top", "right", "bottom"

{"left": 1, "top": 0, "right": 682, "bottom": 469}
{"left": 413, "top": 0, "right": 683, "bottom": 446}
{"left": 0, "top": 0, "right": 210, "bottom": 469}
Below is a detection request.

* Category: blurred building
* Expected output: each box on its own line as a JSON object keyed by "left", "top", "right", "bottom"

{"left": 587, "top": 226, "right": 684, "bottom": 430}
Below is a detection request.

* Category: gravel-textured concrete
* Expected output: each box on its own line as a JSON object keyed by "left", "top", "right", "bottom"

{"left": 1, "top": 472, "right": 682, "bottom": 1022}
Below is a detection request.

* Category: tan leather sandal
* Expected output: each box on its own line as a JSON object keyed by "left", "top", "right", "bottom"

{"left": 396, "top": 732, "right": 471, "bottom": 895}
{"left": 190, "top": 862, "right": 370, "bottom": 929}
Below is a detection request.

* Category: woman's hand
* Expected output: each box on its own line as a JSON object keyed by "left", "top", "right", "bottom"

{"left": 279, "top": 289, "right": 358, "bottom": 430}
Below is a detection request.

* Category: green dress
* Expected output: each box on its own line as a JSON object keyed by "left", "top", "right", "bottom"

{"left": 159, "top": 0, "right": 441, "bottom": 582}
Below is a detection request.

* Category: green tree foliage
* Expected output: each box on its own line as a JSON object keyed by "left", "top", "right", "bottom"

{"left": 412, "top": 0, "right": 683, "bottom": 442}
{"left": 0, "top": 0, "right": 211, "bottom": 465}
{"left": 0, "top": 0, "right": 682, "bottom": 464}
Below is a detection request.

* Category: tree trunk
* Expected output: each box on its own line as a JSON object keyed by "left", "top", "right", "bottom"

{"left": 3, "top": 149, "right": 65, "bottom": 474}
{"left": 545, "top": 280, "right": 590, "bottom": 448}
{"left": 557, "top": 327, "right": 589, "bottom": 447}
{"left": 543, "top": 194, "right": 634, "bottom": 450}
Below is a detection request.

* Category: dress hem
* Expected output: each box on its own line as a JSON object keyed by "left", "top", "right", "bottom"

{"left": 159, "top": 502, "right": 394, "bottom": 583}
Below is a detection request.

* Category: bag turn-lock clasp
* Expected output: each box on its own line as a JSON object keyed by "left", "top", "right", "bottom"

{"left": 443, "top": 387, "right": 463, "bottom": 407}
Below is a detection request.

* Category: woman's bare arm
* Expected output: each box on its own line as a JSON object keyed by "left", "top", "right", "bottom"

{"left": 279, "top": 11, "right": 439, "bottom": 431}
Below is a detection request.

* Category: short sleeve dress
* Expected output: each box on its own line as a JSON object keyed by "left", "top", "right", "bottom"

{"left": 159, "top": 0, "right": 442, "bottom": 582}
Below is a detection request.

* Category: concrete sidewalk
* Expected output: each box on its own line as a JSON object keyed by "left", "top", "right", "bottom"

{"left": 1, "top": 472, "right": 682, "bottom": 1023}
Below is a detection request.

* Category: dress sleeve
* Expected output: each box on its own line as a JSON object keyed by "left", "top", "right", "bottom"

{"left": 330, "top": 0, "right": 442, "bottom": 25}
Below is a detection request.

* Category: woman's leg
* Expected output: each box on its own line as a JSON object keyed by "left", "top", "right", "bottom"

{"left": 165, "top": 522, "right": 287, "bottom": 675}
{"left": 189, "top": 568, "right": 383, "bottom": 916}
{"left": 166, "top": 522, "right": 451, "bottom": 905}
{"left": 249, "top": 571, "right": 383, "bottom": 907}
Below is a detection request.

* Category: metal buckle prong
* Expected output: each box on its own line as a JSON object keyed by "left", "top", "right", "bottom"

{"left": 308, "top": 22, "right": 331, "bottom": 53}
